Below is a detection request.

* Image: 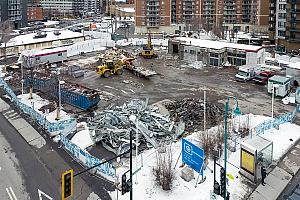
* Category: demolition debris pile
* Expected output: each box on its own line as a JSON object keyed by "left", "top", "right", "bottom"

{"left": 88, "top": 100, "right": 185, "bottom": 154}
{"left": 163, "top": 98, "right": 224, "bottom": 132}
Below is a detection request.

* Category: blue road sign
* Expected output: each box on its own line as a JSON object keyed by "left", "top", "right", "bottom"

{"left": 182, "top": 138, "right": 204, "bottom": 174}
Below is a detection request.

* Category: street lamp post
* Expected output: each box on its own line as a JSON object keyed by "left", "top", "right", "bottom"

{"left": 224, "top": 96, "right": 241, "bottom": 200}
{"left": 271, "top": 84, "right": 278, "bottom": 118}
{"left": 56, "top": 80, "right": 65, "bottom": 120}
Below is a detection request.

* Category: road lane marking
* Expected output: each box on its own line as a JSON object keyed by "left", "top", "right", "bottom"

{"left": 6, "top": 187, "right": 18, "bottom": 200}
{"left": 9, "top": 187, "right": 18, "bottom": 200}
{"left": 6, "top": 188, "right": 13, "bottom": 200}
{"left": 38, "top": 189, "right": 53, "bottom": 200}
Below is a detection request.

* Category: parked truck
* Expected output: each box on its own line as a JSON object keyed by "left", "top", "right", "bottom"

{"left": 235, "top": 65, "right": 261, "bottom": 82}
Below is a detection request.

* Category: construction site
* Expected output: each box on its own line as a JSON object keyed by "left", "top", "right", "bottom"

{"left": 2, "top": 31, "right": 296, "bottom": 152}
{"left": 1, "top": 28, "right": 300, "bottom": 200}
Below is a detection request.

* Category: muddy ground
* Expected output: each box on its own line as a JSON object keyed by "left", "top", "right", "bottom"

{"left": 71, "top": 49, "right": 296, "bottom": 121}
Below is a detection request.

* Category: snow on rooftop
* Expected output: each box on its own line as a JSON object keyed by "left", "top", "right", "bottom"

{"left": 21, "top": 46, "right": 67, "bottom": 57}
{"left": 288, "top": 62, "right": 300, "bottom": 70}
{"left": 175, "top": 37, "right": 263, "bottom": 51}
{"left": 1, "top": 29, "right": 84, "bottom": 48}
{"left": 43, "top": 21, "right": 60, "bottom": 26}
{"left": 117, "top": 7, "right": 135, "bottom": 13}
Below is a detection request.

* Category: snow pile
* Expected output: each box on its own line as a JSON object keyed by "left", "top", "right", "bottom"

{"left": 17, "top": 93, "right": 70, "bottom": 123}
{"left": 0, "top": 65, "right": 6, "bottom": 77}
{"left": 71, "top": 122, "right": 94, "bottom": 149}
{"left": 112, "top": 114, "right": 300, "bottom": 200}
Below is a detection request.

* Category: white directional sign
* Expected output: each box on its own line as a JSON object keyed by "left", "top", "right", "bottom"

{"left": 38, "top": 189, "right": 53, "bottom": 200}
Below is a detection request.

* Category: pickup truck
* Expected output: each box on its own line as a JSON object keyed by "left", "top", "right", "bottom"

{"left": 253, "top": 71, "right": 274, "bottom": 85}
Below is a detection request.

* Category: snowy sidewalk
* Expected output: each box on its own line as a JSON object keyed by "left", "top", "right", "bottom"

{"left": 0, "top": 98, "right": 46, "bottom": 148}
{"left": 249, "top": 140, "right": 300, "bottom": 200}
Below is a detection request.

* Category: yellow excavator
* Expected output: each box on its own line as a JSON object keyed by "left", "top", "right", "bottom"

{"left": 96, "top": 60, "right": 123, "bottom": 78}
{"left": 139, "top": 32, "right": 158, "bottom": 59}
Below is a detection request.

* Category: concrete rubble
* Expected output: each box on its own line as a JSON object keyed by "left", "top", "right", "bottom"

{"left": 163, "top": 98, "right": 224, "bottom": 132}
{"left": 87, "top": 99, "right": 185, "bottom": 154}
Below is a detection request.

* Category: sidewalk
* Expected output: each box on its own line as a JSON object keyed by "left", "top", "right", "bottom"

{"left": 249, "top": 140, "right": 300, "bottom": 200}
{"left": 0, "top": 98, "right": 102, "bottom": 199}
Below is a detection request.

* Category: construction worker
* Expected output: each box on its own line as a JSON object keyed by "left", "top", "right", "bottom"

{"left": 261, "top": 166, "right": 266, "bottom": 186}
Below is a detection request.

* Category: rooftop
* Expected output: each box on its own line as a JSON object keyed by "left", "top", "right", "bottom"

{"left": 288, "top": 62, "right": 300, "bottom": 70}
{"left": 269, "top": 75, "right": 291, "bottom": 83}
{"left": 1, "top": 29, "right": 84, "bottom": 48}
{"left": 174, "top": 37, "right": 263, "bottom": 52}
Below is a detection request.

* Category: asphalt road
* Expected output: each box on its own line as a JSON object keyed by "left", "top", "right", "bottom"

{"left": 0, "top": 131, "right": 30, "bottom": 200}
{"left": 0, "top": 114, "right": 60, "bottom": 199}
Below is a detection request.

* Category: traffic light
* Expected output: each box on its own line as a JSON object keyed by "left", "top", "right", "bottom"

{"left": 220, "top": 167, "right": 226, "bottom": 198}
{"left": 121, "top": 173, "right": 132, "bottom": 195}
{"left": 122, "top": 173, "right": 127, "bottom": 195}
{"left": 213, "top": 181, "right": 220, "bottom": 195}
{"left": 62, "top": 169, "right": 74, "bottom": 200}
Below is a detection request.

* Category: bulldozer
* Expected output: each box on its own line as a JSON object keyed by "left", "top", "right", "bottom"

{"left": 139, "top": 32, "right": 158, "bottom": 59}
{"left": 96, "top": 60, "right": 123, "bottom": 78}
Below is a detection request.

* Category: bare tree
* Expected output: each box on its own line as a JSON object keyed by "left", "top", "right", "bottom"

{"left": 153, "top": 145, "right": 175, "bottom": 191}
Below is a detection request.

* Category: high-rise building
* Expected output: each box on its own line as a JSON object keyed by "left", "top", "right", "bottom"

{"left": 286, "top": 0, "right": 300, "bottom": 49}
{"left": 0, "top": 0, "right": 28, "bottom": 28}
{"left": 41, "top": 0, "right": 74, "bottom": 18}
{"left": 135, "top": 0, "right": 269, "bottom": 34}
{"left": 200, "top": 0, "right": 269, "bottom": 32}
{"left": 135, "top": 0, "right": 172, "bottom": 33}
{"left": 271, "top": 0, "right": 300, "bottom": 51}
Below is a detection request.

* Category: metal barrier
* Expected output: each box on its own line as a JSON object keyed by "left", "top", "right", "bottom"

{"left": 0, "top": 78, "right": 77, "bottom": 133}
{"left": 60, "top": 134, "right": 116, "bottom": 181}
{"left": 255, "top": 111, "right": 296, "bottom": 135}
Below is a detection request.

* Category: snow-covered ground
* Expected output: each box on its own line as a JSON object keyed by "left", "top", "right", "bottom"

{"left": 71, "top": 122, "right": 94, "bottom": 149}
{"left": 111, "top": 114, "right": 300, "bottom": 200}
{"left": 17, "top": 93, "right": 70, "bottom": 123}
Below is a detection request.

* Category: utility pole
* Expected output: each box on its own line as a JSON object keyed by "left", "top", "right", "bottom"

{"left": 130, "top": 129, "right": 133, "bottom": 200}
{"left": 204, "top": 90, "right": 206, "bottom": 131}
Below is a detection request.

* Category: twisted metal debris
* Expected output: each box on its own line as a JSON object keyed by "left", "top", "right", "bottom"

{"left": 88, "top": 99, "right": 185, "bottom": 154}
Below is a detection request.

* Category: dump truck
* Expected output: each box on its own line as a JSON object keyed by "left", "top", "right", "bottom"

{"left": 139, "top": 32, "right": 158, "bottom": 59}
{"left": 96, "top": 60, "right": 123, "bottom": 78}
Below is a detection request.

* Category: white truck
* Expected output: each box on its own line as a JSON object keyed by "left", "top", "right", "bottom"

{"left": 235, "top": 65, "right": 261, "bottom": 82}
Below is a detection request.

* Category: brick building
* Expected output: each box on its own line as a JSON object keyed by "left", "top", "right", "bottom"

{"left": 28, "top": 0, "right": 43, "bottom": 21}
{"left": 135, "top": 0, "right": 269, "bottom": 34}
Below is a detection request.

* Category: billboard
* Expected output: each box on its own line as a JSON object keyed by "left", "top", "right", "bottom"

{"left": 241, "top": 148, "right": 255, "bottom": 175}
{"left": 182, "top": 138, "right": 204, "bottom": 174}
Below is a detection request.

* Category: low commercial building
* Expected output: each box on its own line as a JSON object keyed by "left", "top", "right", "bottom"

{"left": 0, "top": 29, "right": 85, "bottom": 57}
{"left": 168, "top": 37, "right": 265, "bottom": 67}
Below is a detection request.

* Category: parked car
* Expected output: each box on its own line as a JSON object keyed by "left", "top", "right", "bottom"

{"left": 235, "top": 65, "right": 261, "bottom": 82}
{"left": 253, "top": 71, "right": 274, "bottom": 85}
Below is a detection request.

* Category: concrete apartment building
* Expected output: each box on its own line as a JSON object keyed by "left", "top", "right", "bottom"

{"left": 269, "top": 0, "right": 300, "bottom": 51}
{"left": 135, "top": 0, "right": 269, "bottom": 34}
{"left": 41, "top": 0, "right": 74, "bottom": 17}
{"left": 0, "top": 0, "right": 28, "bottom": 28}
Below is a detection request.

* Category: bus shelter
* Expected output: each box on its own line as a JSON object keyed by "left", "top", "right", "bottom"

{"left": 240, "top": 135, "right": 273, "bottom": 183}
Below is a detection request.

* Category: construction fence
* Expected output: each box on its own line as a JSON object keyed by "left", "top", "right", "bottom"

{"left": 0, "top": 77, "right": 76, "bottom": 134}
{"left": 255, "top": 109, "right": 297, "bottom": 135}
{"left": 60, "top": 134, "right": 116, "bottom": 182}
